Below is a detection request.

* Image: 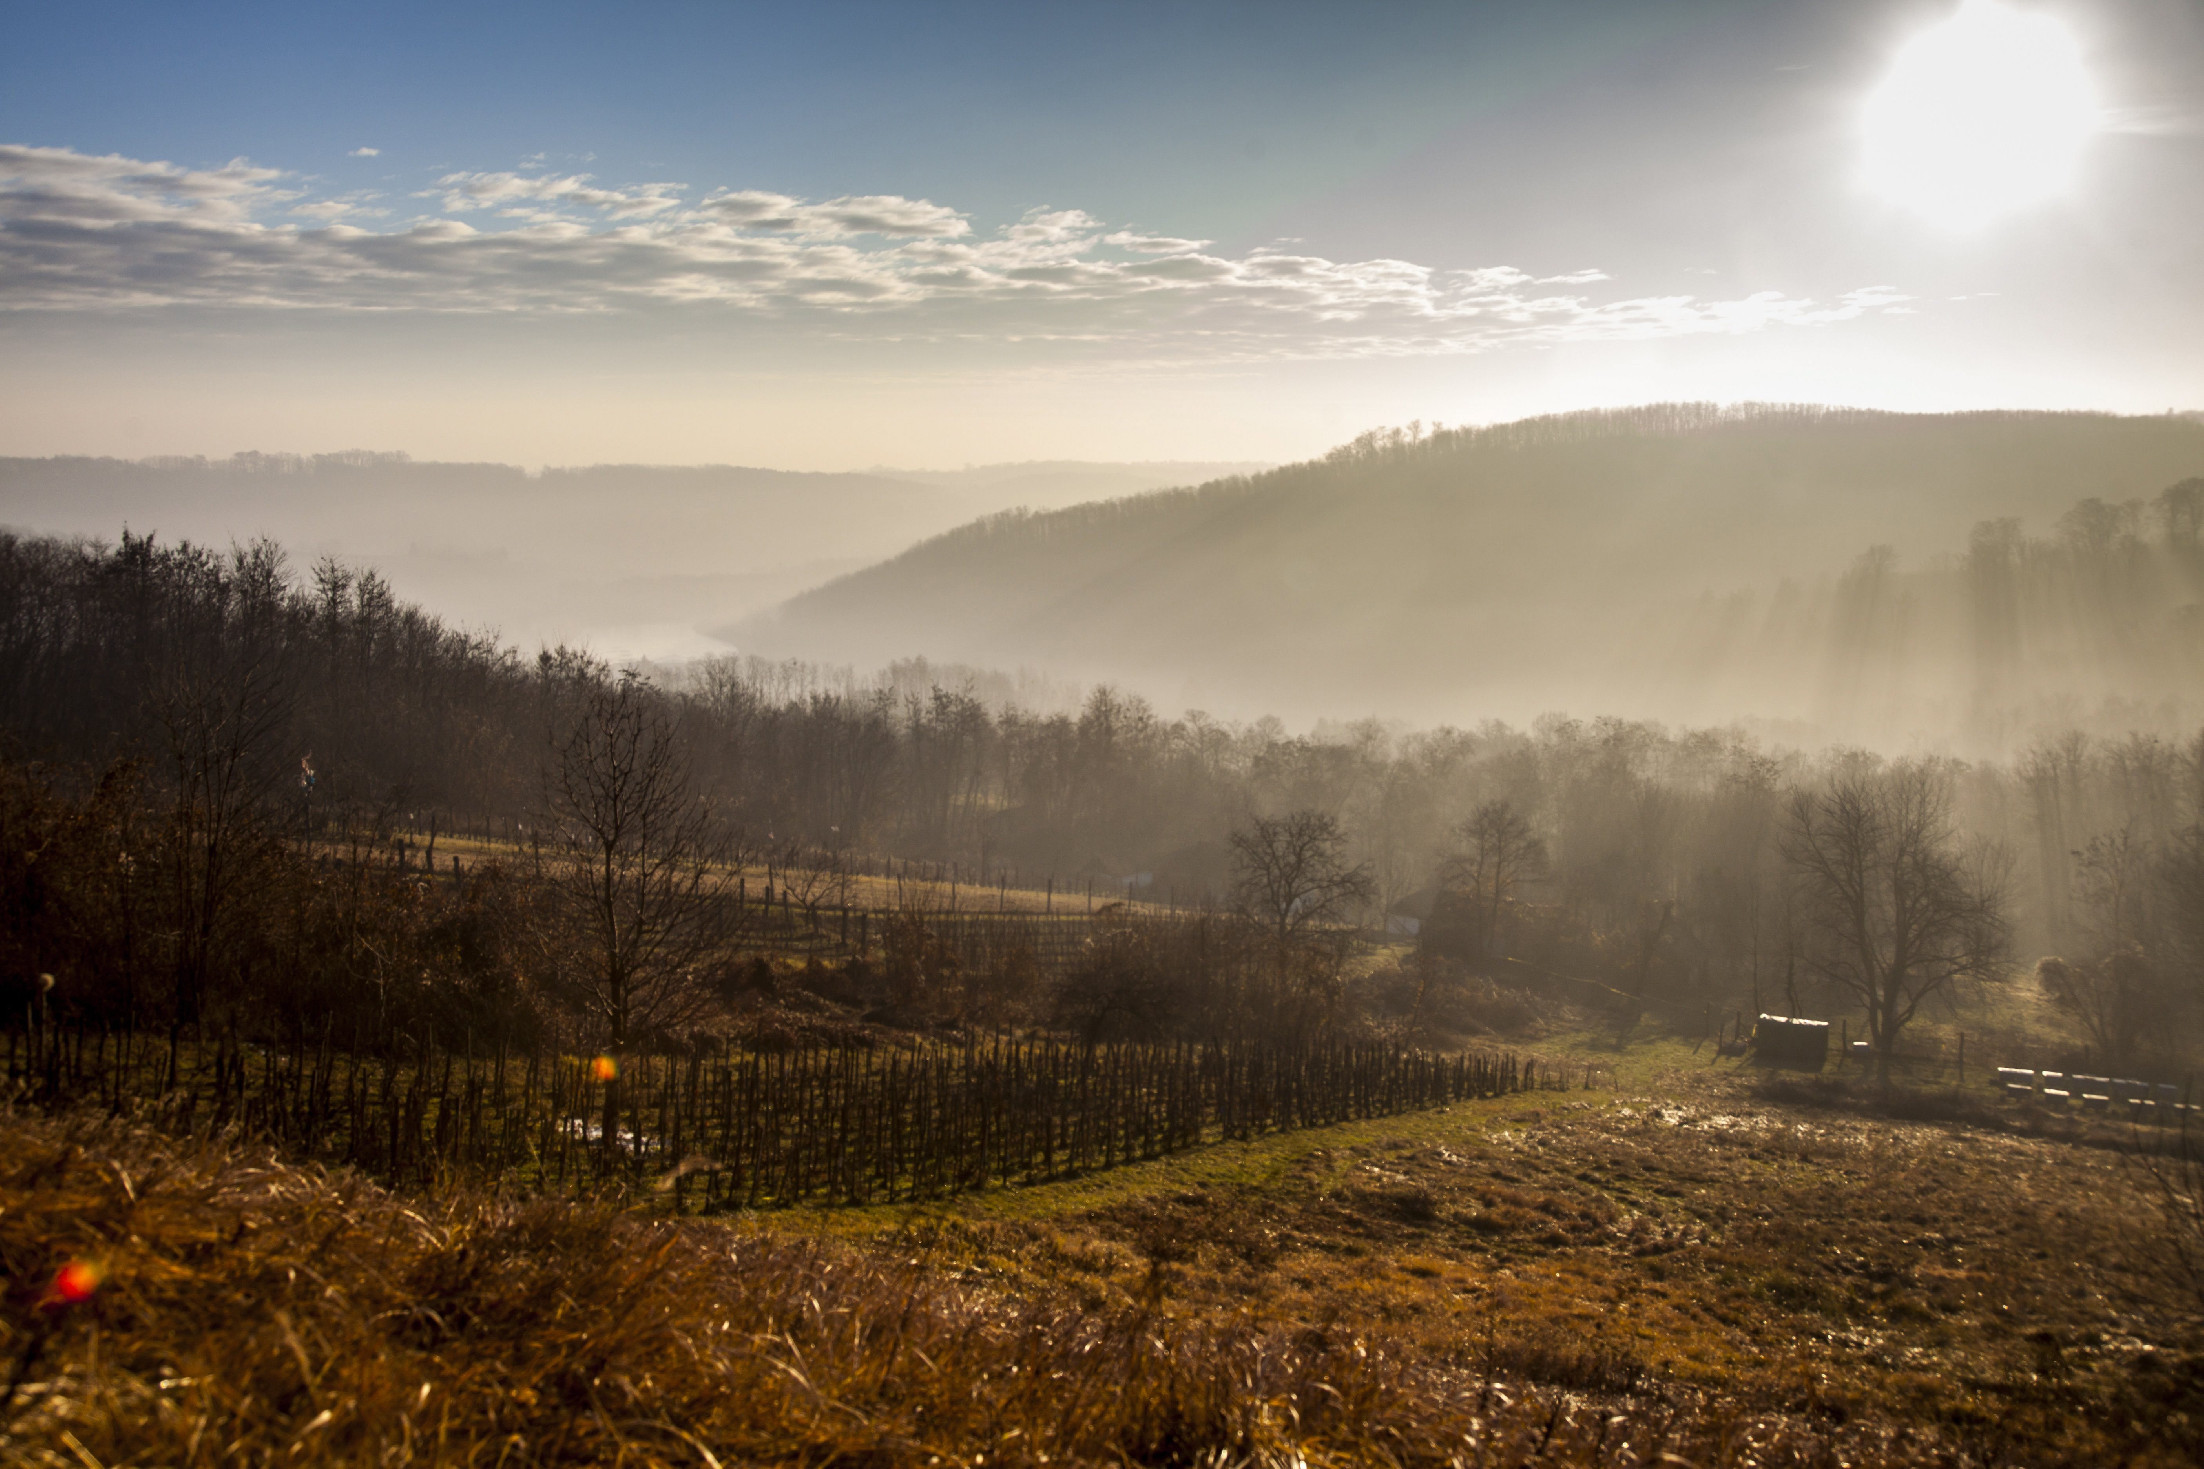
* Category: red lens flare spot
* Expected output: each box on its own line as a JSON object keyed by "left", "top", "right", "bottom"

{"left": 591, "top": 1055, "right": 619, "bottom": 1083}
{"left": 47, "top": 1258, "right": 103, "bottom": 1307}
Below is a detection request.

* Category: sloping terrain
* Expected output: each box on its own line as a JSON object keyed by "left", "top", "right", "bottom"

{"left": 735, "top": 406, "right": 2204, "bottom": 741}
{"left": 7, "top": 1062, "right": 2201, "bottom": 1466}
{"left": 0, "top": 455, "right": 1262, "bottom": 660}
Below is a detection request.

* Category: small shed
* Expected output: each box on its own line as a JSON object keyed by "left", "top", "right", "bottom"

{"left": 1385, "top": 888, "right": 1438, "bottom": 938}
{"left": 1753, "top": 1014, "right": 1830, "bottom": 1071}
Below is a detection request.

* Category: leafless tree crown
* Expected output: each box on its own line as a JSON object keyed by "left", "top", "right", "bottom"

{"left": 1229, "top": 809, "right": 1375, "bottom": 946}
{"left": 1781, "top": 761, "right": 2010, "bottom": 1058}
{"left": 1443, "top": 799, "right": 1548, "bottom": 960}
{"left": 537, "top": 673, "right": 733, "bottom": 1047}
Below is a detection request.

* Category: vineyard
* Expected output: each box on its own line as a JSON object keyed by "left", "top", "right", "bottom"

{"left": 5, "top": 1025, "right": 1575, "bottom": 1207}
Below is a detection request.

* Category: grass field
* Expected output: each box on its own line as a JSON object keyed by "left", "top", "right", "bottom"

{"left": 8, "top": 1028, "right": 2202, "bottom": 1466}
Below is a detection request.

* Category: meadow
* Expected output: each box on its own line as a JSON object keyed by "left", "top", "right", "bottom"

{"left": 7, "top": 1028, "right": 2203, "bottom": 1467}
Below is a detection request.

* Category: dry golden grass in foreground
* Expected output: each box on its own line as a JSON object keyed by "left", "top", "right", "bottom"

{"left": 903, "top": 1067, "right": 2204, "bottom": 1467}
{"left": 4, "top": 1079, "right": 2204, "bottom": 1466}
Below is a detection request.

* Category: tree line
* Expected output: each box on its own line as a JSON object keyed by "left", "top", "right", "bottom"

{"left": 3, "top": 528, "right": 2204, "bottom": 1070}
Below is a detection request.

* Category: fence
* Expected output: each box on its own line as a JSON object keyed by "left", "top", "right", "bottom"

{"left": 5, "top": 1025, "right": 1571, "bottom": 1208}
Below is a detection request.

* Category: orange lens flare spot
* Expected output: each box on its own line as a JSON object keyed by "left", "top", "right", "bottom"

{"left": 591, "top": 1055, "right": 619, "bottom": 1082}
{"left": 48, "top": 1258, "right": 103, "bottom": 1306}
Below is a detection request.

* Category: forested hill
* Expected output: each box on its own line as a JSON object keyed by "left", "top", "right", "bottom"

{"left": 0, "top": 454, "right": 938, "bottom": 658}
{"left": 731, "top": 406, "right": 2204, "bottom": 746}
{"left": 0, "top": 454, "right": 1264, "bottom": 660}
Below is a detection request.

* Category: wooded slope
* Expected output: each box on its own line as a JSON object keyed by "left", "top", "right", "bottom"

{"left": 735, "top": 406, "right": 2204, "bottom": 743}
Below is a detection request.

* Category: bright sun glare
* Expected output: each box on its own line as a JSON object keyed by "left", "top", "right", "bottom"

{"left": 1861, "top": 0, "right": 2097, "bottom": 231}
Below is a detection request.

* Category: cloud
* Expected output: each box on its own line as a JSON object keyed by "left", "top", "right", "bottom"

{"left": 430, "top": 170, "right": 686, "bottom": 219}
{"left": 696, "top": 189, "right": 968, "bottom": 237}
{"left": 349, "top": 146, "right": 380, "bottom": 158}
{"left": 0, "top": 143, "right": 1909, "bottom": 360}
{"left": 1105, "top": 229, "right": 1213, "bottom": 254}
{"left": 0, "top": 143, "right": 288, "bottom": 229}
{"left": 797, "top": 195, "right": 969, "bottom": 238}
{"left": 291, "top": 190, "right": 387, "bottom": 223}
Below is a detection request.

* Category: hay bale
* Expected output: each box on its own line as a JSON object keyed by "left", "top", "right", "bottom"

{"left": 1753, "top": 1014, "right": 1830, "bottom": 1071}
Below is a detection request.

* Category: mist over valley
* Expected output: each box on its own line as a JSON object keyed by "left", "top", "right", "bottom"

{"left": 11, "top": 1, "right": 2204, "bottom": 1462}
{"left": 0, "top": 453, "right": 1265, "bottom": 661}
{"left": 736, "top": 405, "right": 2204, "bottom": 749}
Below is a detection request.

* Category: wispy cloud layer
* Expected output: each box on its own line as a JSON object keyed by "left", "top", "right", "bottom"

{"left": 0, "top": 144, "right": 1906, "bottom": 358}
{"left": 430, "top": 170, "right": 687, "bottom": 219}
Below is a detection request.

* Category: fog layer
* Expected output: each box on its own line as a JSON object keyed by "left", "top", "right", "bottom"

{"left": 735, "top": 405, "right": 2204, "bottom": 751}
{"left": 0, "top": 454, "right": 1265, "bottom": 659}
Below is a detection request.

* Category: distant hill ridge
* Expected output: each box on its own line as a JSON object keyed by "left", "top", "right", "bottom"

{"left": 0, "top": 452, "right": 1260, "bottom": 661}
{"left": 731, "top": 404, "right": 2204, "bottom": 742}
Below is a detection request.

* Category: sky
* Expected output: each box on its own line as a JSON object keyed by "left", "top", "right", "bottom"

{"left": 2, "top": 0, "right": 2200, "bottom": 470}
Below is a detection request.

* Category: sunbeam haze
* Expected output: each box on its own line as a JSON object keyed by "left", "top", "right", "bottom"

{"left": 5, "top": 4, "right": 2204, "bottom": 1465}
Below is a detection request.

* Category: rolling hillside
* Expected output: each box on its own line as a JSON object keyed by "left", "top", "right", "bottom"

{"left": 0, "top": 454, "right": 1262, "bottom": 660}
{"left": 731, "top": 405, "right": 2204, "bottom": 744}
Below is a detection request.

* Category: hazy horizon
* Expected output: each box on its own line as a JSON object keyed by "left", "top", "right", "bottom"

{"left": 5, "top": 2, "right": 2203, "bottom": 468}
{"left": 6, "top": 402, "right": 2199, "bottom": 762}
{"left": 0, "top": 451, "right": 1269, "bottom": 661}
{"left": 4, "top": 0, "right": 2202, "bottom": 727}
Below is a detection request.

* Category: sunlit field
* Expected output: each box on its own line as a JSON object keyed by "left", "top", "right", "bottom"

{"left": 11, "top": 1030, "right": 2204, "bottom": 1465}
{"left": 10, "top": 0, "right": 2204, "bottom": 1463}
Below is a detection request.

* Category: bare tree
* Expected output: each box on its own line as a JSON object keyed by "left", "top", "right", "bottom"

{"left": 771, "top": 841, "right": 840, "bottom": 937}
{"left": 1782, "top": 761, "right": 2009, "bottom": 1065}
{"left": 2037, "top": 825, "right": 2172, "bottom": 1068}
{"left": 1442, "top": 799, "right": 1548, "bottom": 968}
{"left": 536, "top": 673, "right": 734, "bottom": 1048}
{"left": 1356, "top": 762, "right": 1448, "bottom": 929}
{"left": 2161, "top": 822, "right": 2204, "bottom": 1005}
{"left": 1229, "top": 809, "right": 1375, "bottom": 947}
{"left": 155, "top": 541, "right": 295, "bottom": 1029}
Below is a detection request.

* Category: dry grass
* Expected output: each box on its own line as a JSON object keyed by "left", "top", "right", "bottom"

{"left": 7, "top": 1069, "right": 2204, "bottom": 1465}
{"left": 833, "top": 1069, "right": 2204, "bottom": 1465}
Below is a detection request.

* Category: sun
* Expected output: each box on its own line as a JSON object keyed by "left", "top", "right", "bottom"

{"left": 1861, "top": 0, "right": 2098, "bottom": 232}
